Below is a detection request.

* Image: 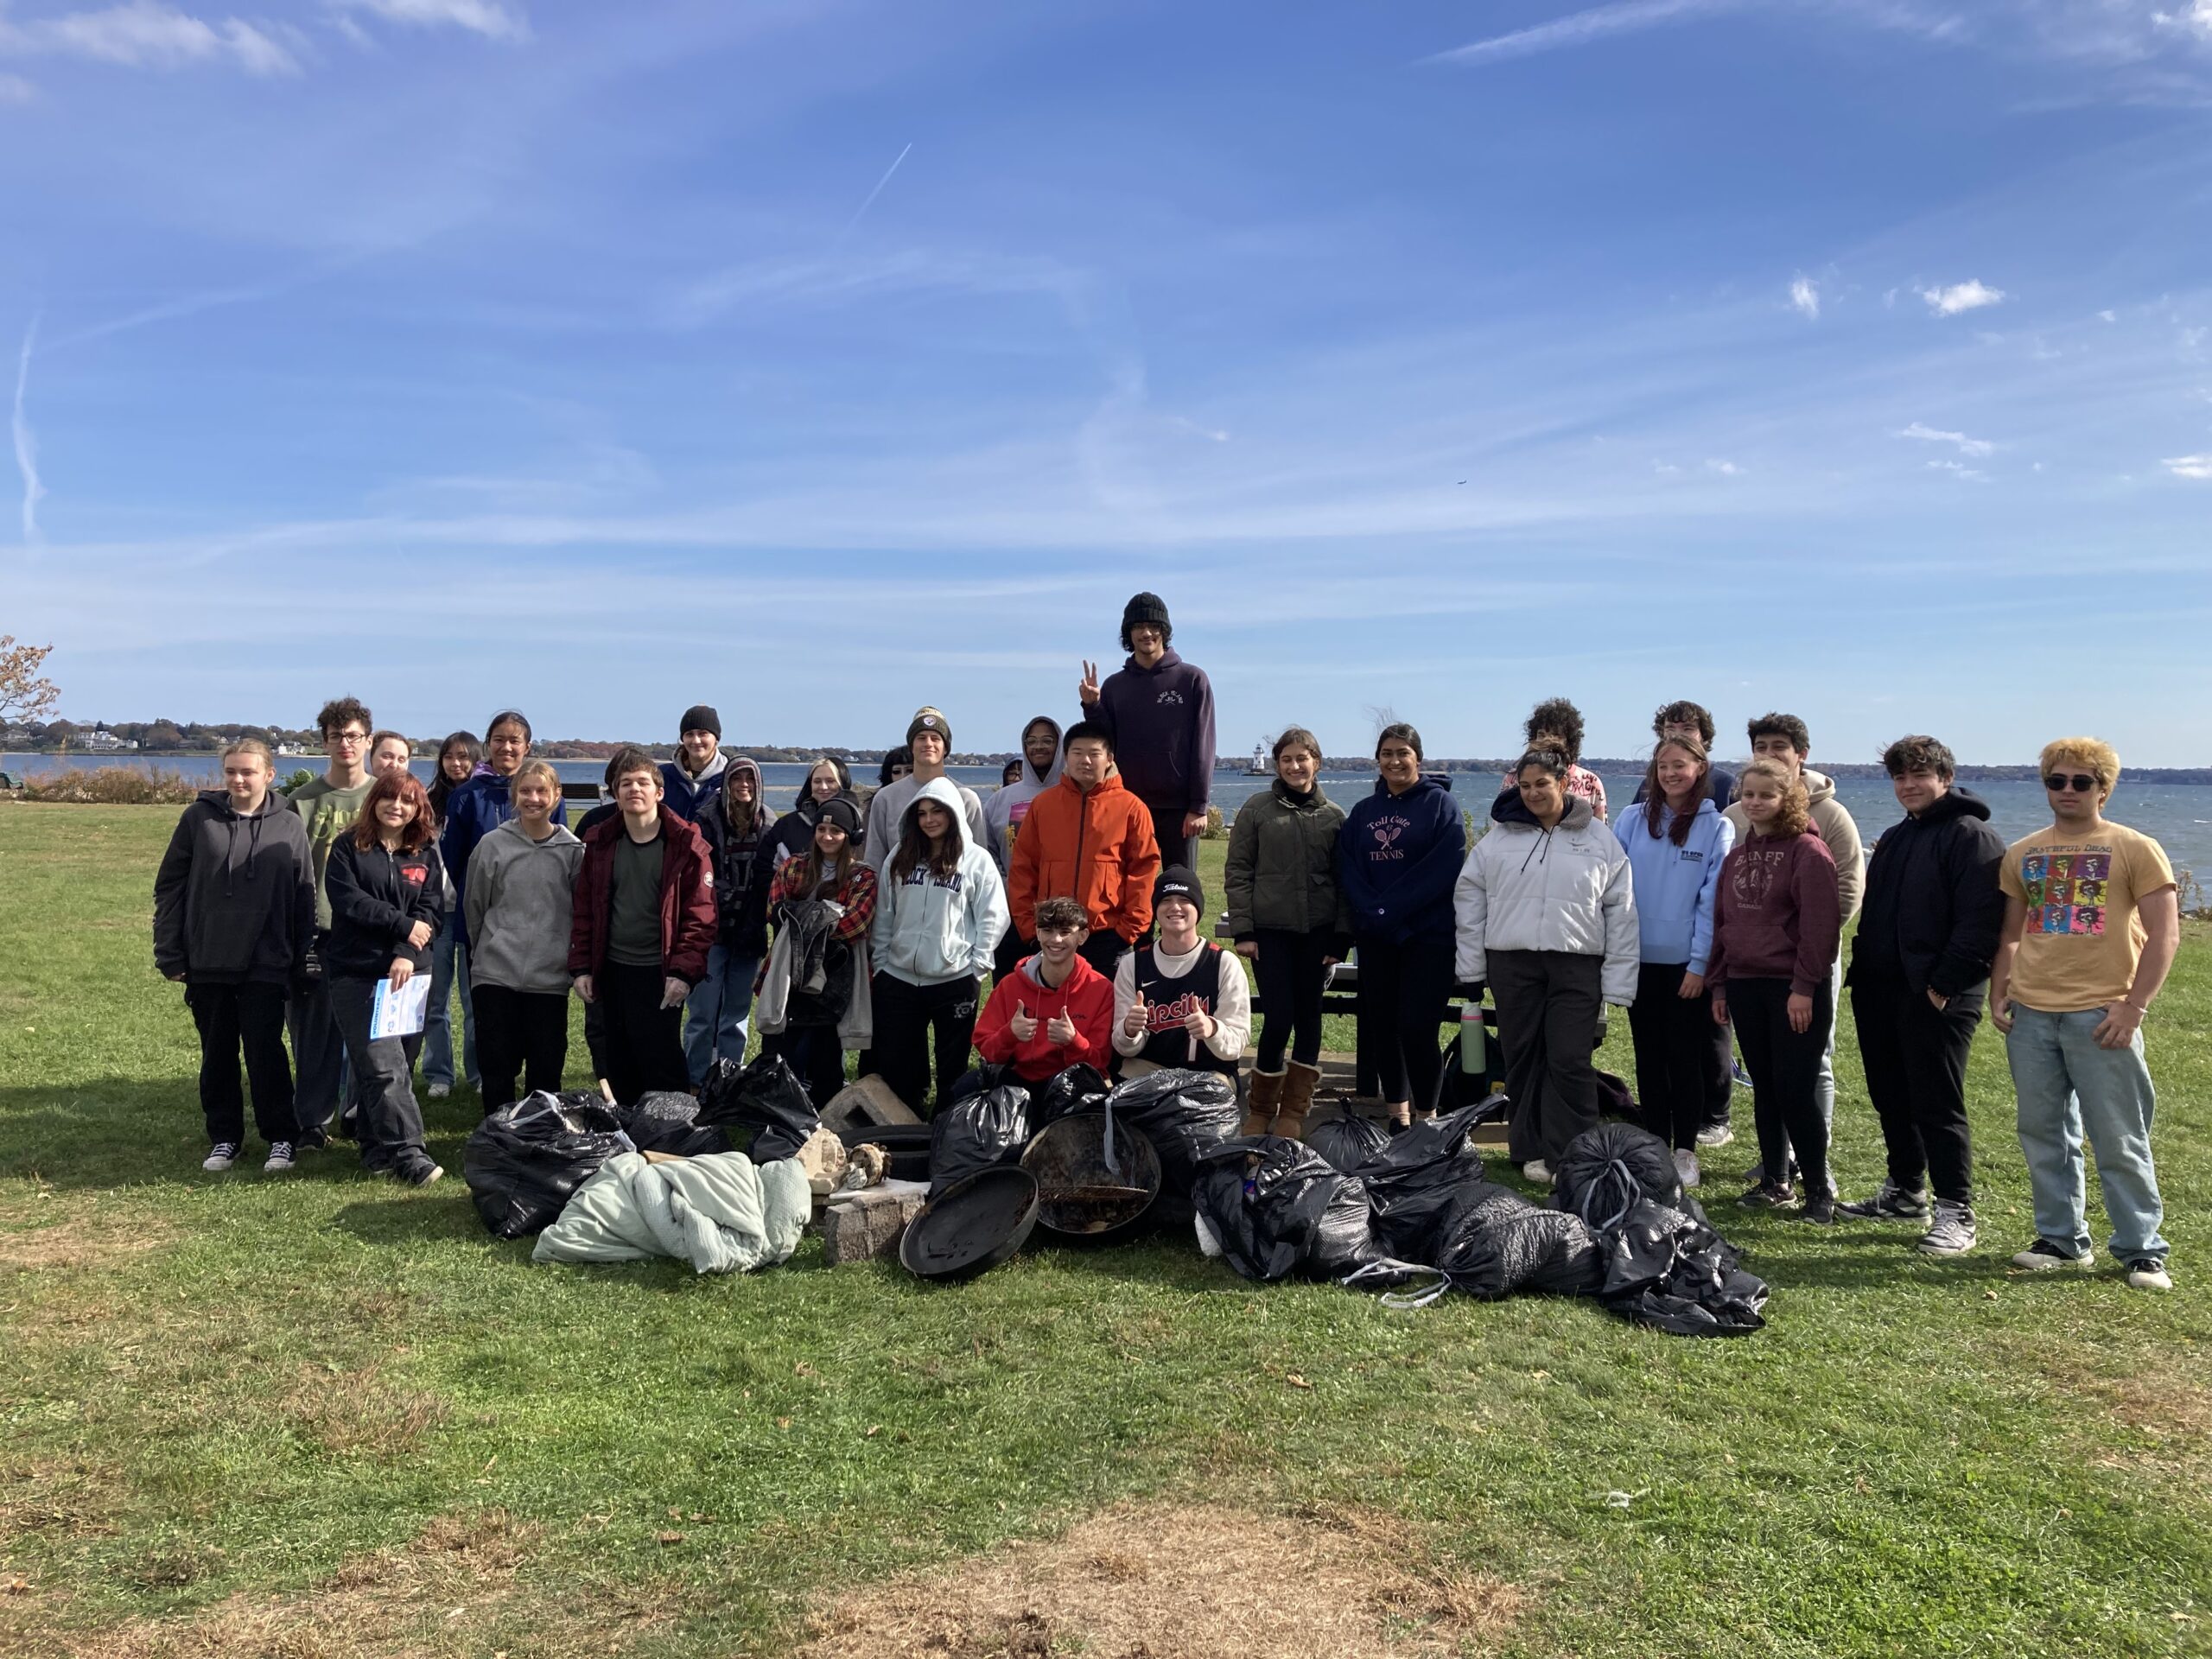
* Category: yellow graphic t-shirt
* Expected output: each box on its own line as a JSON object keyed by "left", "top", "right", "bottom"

{"left": 1999, "top": 821, "right": 2174, "bottom": 1014}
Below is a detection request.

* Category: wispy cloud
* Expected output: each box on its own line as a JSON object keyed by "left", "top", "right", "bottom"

{"left": 1898, "top": 420, "right": 1995, "bottom": 456}
{"left": 327, "top": 0, "right": 530, "bottom": 43}
{"left": 1921, "top": 277, "right": 2006, "bottom": 315}
{"left": 837, "top": 141, "right": 912, "bottom": 244}
{"left": 1429, "top": 0, "right": 1737, "bottom": 67}
{"left": 1789, "top": 275, "right": 1821, "bottom": 319}
{"left": 0, "top": 2, "right": 302, "bottom": 76}
{"left": 1926, "top": 457, "right": 1990, "bottom": 482}
{"left": 0, "top": 67, "right": 35, "bottom": 100}
{"left": 13, "top": 317, "right": 45, "bottom": 547}
{"left": 2165, "top": 453, "right": 2212, "bottom": 479}
{"left": 1704, "top": 457, "right": 1743, "bottom": 475}
{"left": 669, "top": 245, "right": 1086, "bottom": 327}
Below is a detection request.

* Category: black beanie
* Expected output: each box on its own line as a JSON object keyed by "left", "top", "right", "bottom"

{"left": 679, "top": 704, "right": 721, "bottom": 739}
{"left": 817, "top": 796, "right": 861, "bottom": 838}
{"left": 1154, "top": 864, "right": 1204, "bottom": 916}
{"left": 1121, "top": 591, "right": 1171, "bottom": 649}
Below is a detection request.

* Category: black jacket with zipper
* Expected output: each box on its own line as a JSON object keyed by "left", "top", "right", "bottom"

{"left": 322, "top": 836, "right": 448, "bottom": 982}
{"left": 153, "top": 789, "right": 317, "bottom": 985}
{"left": 1847, "top": 787, "right": 2005, "bottom": 999}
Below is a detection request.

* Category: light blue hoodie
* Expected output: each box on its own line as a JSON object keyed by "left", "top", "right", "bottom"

{"left": 1614, "top": 798, "right": 1734, "bottom": 976}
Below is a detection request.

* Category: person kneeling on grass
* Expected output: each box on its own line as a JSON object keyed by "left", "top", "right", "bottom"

{"left": 1707, "top": 759, "right": 1842, "bottom": 1221}
{"left": 972, "top": 897, "right": 1116, "bottom": 1086}
{"left": 1114, "top": 866, "right": 1252, "bottom": 1096}
{"left": 1991, "top": 737, "right": 2178, "bottom": 1293}
{"left": 465, "top": 759, "right": 583, "bottom": 1111}
{"left": 154, "top": 738, "right": 317, "bottom": 1174}
{"left": 568, "top": 747, "right": 718, "bottom": 1107}
{"left": 323, "top": 771, "right": 449, "bottom": 1186}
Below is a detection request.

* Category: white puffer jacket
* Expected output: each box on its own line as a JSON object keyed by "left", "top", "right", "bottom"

{"left": 869, "top": 777, "right": 1009, "bottom": 985}
{"left": 1453, "top": 792, "right": 1640, "bottom": 1004}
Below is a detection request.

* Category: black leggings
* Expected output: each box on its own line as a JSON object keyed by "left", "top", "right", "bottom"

{"left": 870, "top": 971, "right": 980, "bottom": 1116}
{"left": 1729, "top": 976, "right": 1835, "bottom": 1197}
{"left": 1356, "top": 933, "right": 1453, "bottom": 1109}
{"left": 473, "top": 982, "right": 569, "bottom": 1110}
{"left": 1252, "top": 927, "right": 1332, "bottom": 1071}
{"left": 1626, "top": 962, "right": 1732, "bottom": 1151}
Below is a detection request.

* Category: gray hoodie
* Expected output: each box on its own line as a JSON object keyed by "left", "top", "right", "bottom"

{"left": 981, "top": 718, "right": 1065, "bottom": 874}
{"left": 465, "top": 816, "right": 586, "bottom": 995}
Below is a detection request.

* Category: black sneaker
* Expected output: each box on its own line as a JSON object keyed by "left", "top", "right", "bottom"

{"left": 295, "top": 1126, "right": 330, "bottom": 1151}
{"left": 1738, "top": 1181, "right": 1792, "bottom": 1210}
{"left": 2010, "top": 1238, "right": 2093, "bottom": 1272}
{"left": 1836, "top": 1179, "right": 1929, "bottom": 1220}
{"left": 395, "top": 1158, "right": 444, "bottom": 1188}
{"left": 1801, "top": 1192, "right": 1837, "bottom": 1225}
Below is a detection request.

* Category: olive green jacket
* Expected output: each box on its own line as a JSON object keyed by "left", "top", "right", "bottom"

{"left": 1224, "top": 781, "right": 1353, "bottom": 941}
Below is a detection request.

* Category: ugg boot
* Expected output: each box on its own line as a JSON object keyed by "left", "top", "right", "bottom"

{"left": 1273, "top": 1059, "right": 1323, "bottom": 1142}
{"left": 1241, "top": 1067, "right": 1287, "bottom": 1136}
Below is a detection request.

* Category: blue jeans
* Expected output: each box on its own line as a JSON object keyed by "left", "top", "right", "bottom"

{"left": 422, "top": 930, "right": 479, "bottom": 1090}
{"left": 2006, "top": 1004, "right": 2168, "bottom": 1262}
{"left": 683, "top": 944, "right": 760, "bottom": 1087}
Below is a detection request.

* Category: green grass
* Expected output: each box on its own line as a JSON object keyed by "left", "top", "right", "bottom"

{"left": 3, "top": 804, "right": 2208, "bottom": 1656}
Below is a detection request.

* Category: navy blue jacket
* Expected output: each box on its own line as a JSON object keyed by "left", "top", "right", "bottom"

{"left": 1336, "top": 773, "right": 1466, "bottom": 945}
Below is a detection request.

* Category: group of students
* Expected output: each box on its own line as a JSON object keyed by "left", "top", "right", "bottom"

{"left": 150, "top": 590, "right": 2179, "bottom": 1289}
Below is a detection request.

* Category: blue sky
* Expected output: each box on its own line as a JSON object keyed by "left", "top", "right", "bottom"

{"left": 4, "top": 0, "right": 2210, "bottom": 763}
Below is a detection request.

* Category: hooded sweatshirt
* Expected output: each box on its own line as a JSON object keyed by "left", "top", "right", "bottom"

{"left": 1707, "top": 829, "right": 1841, "bottom": 998}
{"left": 871, "top": 777, "right": 1010, "bottom": 986}
{"left": 1083, "top": 647, "right": 1217, "bottom": 816}
{"left": 1616, "top": 798, "right": 1735, "bottom": 975}
{"left": 863, "top": 770, "right": 988, "bottom": 882}
{"left": 696, "top": 755, "right": 777, "bottom": 959}
{"left": 1452, "top": 791, "right": 1639, "bottom": 1005}
{"left": 465, "top": 816, "right": 586, "bottom": 995}
{"left": 154, "top": 789, "right": 317, "bottom": 984}
{"left": 1337, "top": 772, "right": 1466, "bottom": 945}
{"left": 1007, "top": 769, "right": 1161, "bottom": 945}
{"left": 323, "top": 834, "right": 448, "bottom": 982}
{"left": 1848, "top": 785, "right": 2006, "bottom": 998}
{"left": 972, "top": 950, "right": 1116, "bottom": 1082}
{"left": 659, "top": 747, "right": 730, "bottom": 824}
{"left": 982, "top": 718, "right": 1063, "bottom": 874}
{"left": 1724, "top": 766, "right": 1864, "bottom": 926}
{"left": 442, "top": 766, "right": 557, "bottom": 949}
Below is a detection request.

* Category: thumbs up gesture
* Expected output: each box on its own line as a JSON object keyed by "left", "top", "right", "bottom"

{"left": 1046, "top": 1007, "right": 1077, "bottom": 1047}
{"left": 1009, "top": 1001, "right": 1037, "bottom": 1043}
{"left": 1122, "top": 989, "right": 1151, "bottom": 1039}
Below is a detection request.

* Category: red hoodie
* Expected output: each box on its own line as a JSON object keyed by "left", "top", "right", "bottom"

{"left": 972, "top": 951, "right": 1115, "bottom": 1083}
{"left": 1708, "top": 830, "right": 1841, "bottom": 998}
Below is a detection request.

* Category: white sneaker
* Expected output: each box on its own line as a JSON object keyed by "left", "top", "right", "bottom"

{"left": 427, "top": 1083, "right": 452, "bottom": 1100}
{"left": 2125, "top": 1258, "right": 2173, "bottom": 1293}
{"left": 263, "top": 1141, "right": 296, "bottom": 1173}
{"left": 1918, "top": 1199, "right": 1978, "bottom": 1257}
{"left": 1695, "top": 1122, "right": 1733, "bottom": 1148}
{"left": 202, "top": 1142, "right": 239, "bottom": 1173}
{"left": 1521, "top": 1160, "right": 1553, "bottom": 1186}
{"left": 1673, "top": 1148, "right": 1700, "bottom": 1190}
{"left": 2010, "top": 1239, "right": 2091, "bottom": 1272}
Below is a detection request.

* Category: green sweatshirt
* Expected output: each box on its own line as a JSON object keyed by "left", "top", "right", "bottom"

{"left": 289, "top": 776, "right": 375, "bottom": 931}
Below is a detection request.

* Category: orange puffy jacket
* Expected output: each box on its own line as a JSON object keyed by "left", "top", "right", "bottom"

{"left": 1007, "top": 772, "right": 1160, "bottom": 945}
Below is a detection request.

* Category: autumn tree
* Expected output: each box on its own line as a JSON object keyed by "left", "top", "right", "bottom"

{"left": 0, "top": 637, "right": 60, "bottom": 727}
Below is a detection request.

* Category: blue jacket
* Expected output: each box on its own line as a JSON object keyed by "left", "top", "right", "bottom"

{"left": 1615, "top": 798, "right": 1733, "bottom": 975}
{"left": 441, "top": 768, "right": 567, "bottom": 947}
{"left": 1336, "top": 773, "right": 1466, "bottom": 945}
{"left": 659, "top": 750, "right": 729, "bottom": 824}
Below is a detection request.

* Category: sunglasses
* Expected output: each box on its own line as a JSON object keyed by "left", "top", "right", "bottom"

{"left": 2044, "top": 773, "right": 2100, "bottom": 793}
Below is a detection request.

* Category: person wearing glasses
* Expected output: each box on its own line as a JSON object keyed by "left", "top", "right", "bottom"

{"left": 1837, "top": 735, "right": 2005, "bottom": 1256}
{"left": 286, "top": 696, "right": 378, "bottom": 1145}
{"left": 1989, "top": 740, "right": 2178, "bottom": 1292}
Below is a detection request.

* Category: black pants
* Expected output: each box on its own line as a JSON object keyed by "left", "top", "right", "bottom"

{"left": 188, "top": 980, "right": 297, "bottom": 1148}
{"left": 1729, "top": 976, "right": 1835, "bottom": 1196}
{"left": 286, "top": 932, "right": 355, "bottom": 1135}
{"left": 1079, "top": 931, "right": 1129, "bottom": 980}
{"left": 1356, "top": 933, "right": 1453, "bottom": 1109}
{"left": 328, "top": 976, "right": 431, "bottom": 1173}
{"left": 1252, "top": 926, "right": 1332, "bottom": 1071}
{"left": 1491, "top": 948, "right": 1604, "bottom": 1166}
{"left": 1146, "top": 800, "right": 1198, "bottom": 878}
{"left": 473, "top": 982, "right": 569, "bottom": 1110}
{"left": 1850, "top": 969, "right": 1980, "bottom": 1204}
{"left": 597, "top": 961, "right": 689, "bottom": 1106}
{"left": 1626, "top": 962, "right": 1732, "bottom": 1151}
{"left": 766, "top": 1025, "right": 847, "bottom": 1110}
{"left": 870, "top": 971, "right": 980, "bottom": 1116}
{"left": 993, "top": 919, "right": 1028, "bottom": 981}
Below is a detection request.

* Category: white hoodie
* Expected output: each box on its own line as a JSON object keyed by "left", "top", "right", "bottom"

{"left": 869, "top": 777, "right": 1010, "bottom": 985}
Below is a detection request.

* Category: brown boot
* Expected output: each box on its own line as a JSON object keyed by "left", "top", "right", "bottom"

{"left": 1241, "top": 1068, "right": 1287, "bottom": 1136}
{"left": 1274, "top": 1060, "right": 1323, "bottom": 1142}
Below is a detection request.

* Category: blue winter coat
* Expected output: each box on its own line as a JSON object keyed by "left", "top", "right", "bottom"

{"left": 1336, "top": 773, "right": 1466, "bottom": 946}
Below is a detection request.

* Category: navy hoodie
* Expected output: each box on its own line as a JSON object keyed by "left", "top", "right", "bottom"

{"left": 1084, "top": 647, "right": 1217, "bottom": 816}
{"left": 1336, "top": 772, "right": 1466, "bottom": 945}
{"left": 1849, "top": 786, "right": 2005, "bottom": 999}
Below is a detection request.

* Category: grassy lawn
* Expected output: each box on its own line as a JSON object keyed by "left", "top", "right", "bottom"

{"left": 3, "top": 804, "right": 2208, "bottom": 1657}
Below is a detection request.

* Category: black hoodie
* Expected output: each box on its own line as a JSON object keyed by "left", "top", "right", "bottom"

{"left": 154, "top": 789, "right": 317, "bottom": 985}
{"left": 322, "top": 835, "right": 450, "bottom": 982}
{"left": 1848, "top": 786, "right": 2006, "bottom": 998}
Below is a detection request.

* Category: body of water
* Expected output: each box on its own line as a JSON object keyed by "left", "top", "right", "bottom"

{"left": 10, "top": 754, "right": 2210, "bottom": 879}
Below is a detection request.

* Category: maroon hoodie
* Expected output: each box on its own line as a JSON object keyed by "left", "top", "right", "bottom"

{"left": 1708, "top": 830, "right": 1841, "bottom": 997}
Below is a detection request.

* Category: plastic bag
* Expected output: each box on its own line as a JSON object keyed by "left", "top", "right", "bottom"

{"left": 1430, "top": 1182, "right": 1605, "bottom": 1299}
{"left": 1306, "top": 1113, "right": 1389, "bottom": 1173}
{"left": 1350, "top": 1098, "right": 1491, "bottom": 1261}
{"left": 695, "top": 1053, "right": 819, "bottom": 1162}
{"left": 1551, "top": 1122, "right": 1681, "bottom": 1233}
{"left": 1099, "top": 1068, "right": 1239, "bottom": 1224}
{"left": 462, "top": 1090, "right": 634, "bottom": 1240}
{"left": 1596, "top": 1196, "right": 1767, "bottom": 1336}
{"left": 1192, "top": 1136, "right": 1380, "bottom": 1283}
{"left": 621, "top": 1090, "right": 730, "bottom": 1158}
{"left": 1031, "top": 1063, "right": 1109, "bottom": 1131}
{"left": 928, "top": 1083, "right": 1033, "bottom": 1196}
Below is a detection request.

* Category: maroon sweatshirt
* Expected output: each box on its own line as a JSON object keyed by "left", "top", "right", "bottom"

{"left": 1708, "top": 830, "right": 1841, "bottom": 997}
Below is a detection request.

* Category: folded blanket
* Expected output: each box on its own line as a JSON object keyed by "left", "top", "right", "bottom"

{"left": 532, "top": 1150, "right": 811, "bottom": 1274}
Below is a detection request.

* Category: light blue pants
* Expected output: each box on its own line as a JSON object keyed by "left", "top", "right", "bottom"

{"left": 683, "top": 944, "right": 761, "bottom": 1088}
{"left": 422, "top": 929, "right": 479, "bottom": 1090}
{"left": 2005, "top": 1005, "right": 2168, "bottom": 1262}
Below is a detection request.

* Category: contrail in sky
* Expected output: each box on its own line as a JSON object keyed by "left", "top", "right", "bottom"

{"left": 13, "top": 316, "right": 43, "bottom": 547}
{"left": 837, "top": 142, "right": 912, "bottom": 243}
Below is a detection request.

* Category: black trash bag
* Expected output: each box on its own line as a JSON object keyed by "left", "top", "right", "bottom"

{"left": 1350, "top": 1098, "right": 1491, "bottom": 1262}
{"left": 1431, "top": 1182, "right": 1606, "bottom": 1299}
{"left": 1306, "top": 1112, "right": 1389, "bottom": 1173}
{"left": 1031, "top": 1063, "right": 1109, "bottom": 1131}
{"left": 462, "top": 1090, "right": 632, "bottom": 1240}
{"left": 1193, "top": 1136, "right": 1381, "bottom": 1283}
{"left": 620, "top": 1090, "right": 731, "bottom": 1158}
{"left": 694, "top": 1053, "right": 819, "bottom": 1162}
{"left": 928, "top": 1084, "right": 1033, "bottom": 1196}
{"left": 1598, "top": 1196, "right": 1768, "bottom": 1337}
{"left": 1552, "top": 1122, "right": 1681, "bottom": 1232}
{"left": 1099, "top": 1068, "right": 1241, "bottom": 1225}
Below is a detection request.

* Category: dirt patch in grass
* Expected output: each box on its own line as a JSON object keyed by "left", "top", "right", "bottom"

{"left": 0, "top": 1454, "right": 130, "bottom": 1541}
{"left": 273, "top": 1362, "right": 451, "bottom": 1460}
{"left": 2027, "top": 1342, "right": 2212, "bottom": 1478}
{"left": 796, "top": 1500, "right": 1524, "bottom": 1659}
{"left": 0, "top": 1206, "right": 176, "bottom": 1273}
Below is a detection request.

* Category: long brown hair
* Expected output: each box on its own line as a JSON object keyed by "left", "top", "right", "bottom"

{"left": 1737, "top": 757, "right": 1810, "bottom": 838}
{"left": 890, "top": 792, "right": 963, "bottom": 883}
{"left": 351, "top": 772, "right": 435, "bottom": 855}
{"left": 798, "top": 826, "right": 856, "bottom": 895}
{"left": 1640, "top": 734, "right": 1710, "bottom": 848}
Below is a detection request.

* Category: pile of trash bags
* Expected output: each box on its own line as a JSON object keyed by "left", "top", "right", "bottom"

{"left": 1192, "top": 1136, "right": 1382, "bottom": 1282}
{"left": 695, "top": 1053, "right": 819, "bottom": 1162}
{"left": 928, "top": 1081, "right": 1032, "bottom": 1196}
{"left": 463, "top": 1090, "right": 635, "bottom": 1240}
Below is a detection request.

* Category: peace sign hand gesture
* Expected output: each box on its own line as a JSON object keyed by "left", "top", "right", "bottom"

{"left": 1078, "top": 659, "right": 1102, "bottom": 707}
